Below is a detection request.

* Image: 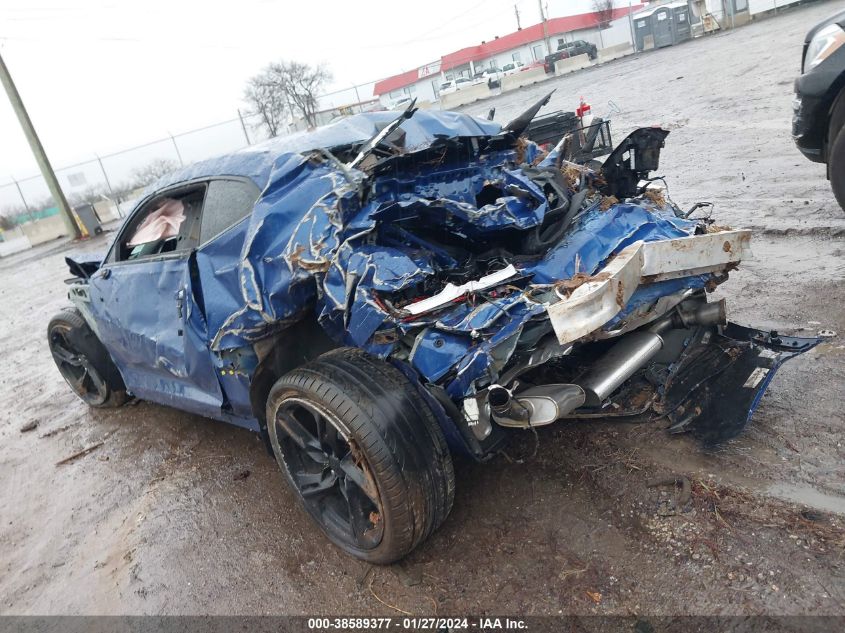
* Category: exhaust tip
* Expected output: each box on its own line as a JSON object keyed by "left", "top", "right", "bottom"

{"left": 488, "top": 386, "right": 511, "bottom": 412}
{"left": 696, "top": 298, "right": 727, "bottom": 327}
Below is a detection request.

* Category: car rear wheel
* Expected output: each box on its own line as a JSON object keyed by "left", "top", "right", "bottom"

{"left": 47, "top": 308, "right": 128, "bottom": 408}
{"left": 266, "top": 348, "right": 454, "bottom": 564}
{"left": 830, "top": 123, "right": 845, "bottom": 210}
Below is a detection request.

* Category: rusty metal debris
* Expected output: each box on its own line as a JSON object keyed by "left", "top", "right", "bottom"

{"left": 55, "top": 441, "right": 105, "bottom": 466}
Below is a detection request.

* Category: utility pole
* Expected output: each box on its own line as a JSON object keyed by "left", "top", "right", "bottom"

{"left": 0, "top": 50, "right": 79, "bottom": 238}
{"left": 352, "top": 84, "right": 362, "bottom": 111}
{"left": 237, "top": 109, "right": 251, "bottom": 145}
{"left": 11, "top": 177, "right": 30, "bottom": 213}
{"left": 514, "top": 4, "right": 522, "bottom": 29}
{"left": 538, "top": 0, "right": 550, "bottom": 57}
{"left": 94, "top": 154, "right": 116, "bottom": 199}
{"left": 168, "top": 133, "right": 184, "bottom": 166}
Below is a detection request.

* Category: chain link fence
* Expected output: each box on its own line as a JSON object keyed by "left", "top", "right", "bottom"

{"left": 0, "top": 79, "right": 386, "bottom": 257}
{"left": 0, "top": 111, "right": 276, "bottom": 222}
{"left": 0, "top": 78, "right": 386, "bottom": 223}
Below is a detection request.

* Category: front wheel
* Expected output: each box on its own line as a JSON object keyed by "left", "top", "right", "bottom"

{"left": 47, "top": 308, "right": 127, "bottom": 408}
{"left": 266, "top": 348, "right": 454, "bottom": 564}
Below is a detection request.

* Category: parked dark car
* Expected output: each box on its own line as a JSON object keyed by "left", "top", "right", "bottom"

{"left": 558, "top": 39, "right": 598, "bottom": 61}
{"left": 544, "top": 40, "right": 598, "bottom": 72}
{"left": 543, "top": 50, "right": 569, "bottom": 73}
{"left": 793, "top": 7, "right": 845, "bottom": 208}
{"left": 50, "top": 99, "right": 820, "bottom": 564}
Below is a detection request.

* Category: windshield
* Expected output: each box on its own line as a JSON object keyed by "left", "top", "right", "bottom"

{"left": 440, "top": 82, "right": 451, "bottom": 90}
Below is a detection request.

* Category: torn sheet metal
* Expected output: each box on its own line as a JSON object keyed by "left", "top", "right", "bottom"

{"left": 81, "top": 107, "right": 817, "bottom": 453}
{"left": 158, "top": 112, "right": 738, "bottom": 405}
{"left": 657, "top": 324, "right": 821, "bottom": 444}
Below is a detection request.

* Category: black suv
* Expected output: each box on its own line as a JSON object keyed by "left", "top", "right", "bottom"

{"left": 793, "top": 8, "right": 845, "bottom": 208}
{"left": 544, "top": 40, "right": 598, "bottom": 73}
{"left": 559, "top": 39, "right": 598, "bottom": 61}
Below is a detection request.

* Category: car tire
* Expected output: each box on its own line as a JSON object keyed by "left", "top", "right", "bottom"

{"left": 829, "top": 122, "right": 845, "bottom": 211}
{"left": 47, "top": 308, "right": 128, "bottom": 408}
{"left": 266, "top": 348, "right": 455, "bottom": 564}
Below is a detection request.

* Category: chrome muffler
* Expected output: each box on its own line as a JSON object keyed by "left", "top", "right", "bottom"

{"left": 488, "top": 384, "right": 586, "bottom": 428}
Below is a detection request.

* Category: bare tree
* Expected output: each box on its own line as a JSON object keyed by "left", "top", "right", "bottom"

{"left": 0, "top": 197, "right": 55, "bottom": 225}
{"left": 0, "top": 211, "right": 17, "bottom": 231}
{"left": 130, "top": 159, "right": 179, "bottom": 188}
{"left": 278, "top": 61, "right": 331, "bottom": 128}
{"left": 67, "top": 184, "right": 110, "bottom": 207}
{"left": 593, "top": 0, "right": 615, "bottom": 29}
{"left": 244, "top": 70, "right": 288, "bottom": 137}
{"left": 244, "top": 60, "right": 331, "bottom": 133}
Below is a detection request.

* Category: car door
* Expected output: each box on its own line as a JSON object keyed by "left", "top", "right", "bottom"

{"left": 191, "top": 177, "right": 262, "bottom": 419}
{"left": 88, "top": 181, "right": 225, "bottom": 418}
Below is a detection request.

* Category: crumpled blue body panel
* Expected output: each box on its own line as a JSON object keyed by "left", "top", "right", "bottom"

{"left": 117, "top": 111, "right": 715, "bottom": 429}
{"left": 197, "top": 161, "right": 698, "bottom": 403}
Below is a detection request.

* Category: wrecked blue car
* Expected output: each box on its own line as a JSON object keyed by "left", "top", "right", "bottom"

{"left": 50, "top": 99, "right": 820, "bottom": 563}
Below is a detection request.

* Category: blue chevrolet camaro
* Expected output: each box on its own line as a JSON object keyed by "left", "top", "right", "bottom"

{"left": 49, "top": 100, "right": 819, "bottom": 562}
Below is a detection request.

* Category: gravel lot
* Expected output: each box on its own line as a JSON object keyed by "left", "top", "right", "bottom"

{"left": 1, "top": 1, "right": 844, "bottom": 619}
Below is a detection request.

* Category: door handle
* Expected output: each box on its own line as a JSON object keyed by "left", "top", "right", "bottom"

{"left": 176, "top": 288, "right": 185, "bottom": 319}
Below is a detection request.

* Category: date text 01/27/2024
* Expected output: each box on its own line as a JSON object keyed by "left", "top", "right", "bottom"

{"left": 306, "top": 617, "right": 528, "bottom": 630}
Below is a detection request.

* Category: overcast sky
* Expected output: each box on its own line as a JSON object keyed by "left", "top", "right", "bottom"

{"left": 0, "top": 0, "right": 590, "bottom": 183}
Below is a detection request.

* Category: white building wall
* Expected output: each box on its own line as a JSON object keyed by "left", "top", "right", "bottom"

{"left": 566, "top": 18, "right": 634, "bottom": 49}
{"left": 472, "top": 43, "right": 538, "bottom": 71}
{"left": 748, "top": 0, "right": 801, "bottom": 15}
{"left": 597, "top": 18, "right": 635, "bottom": 47}
{"left": 471, "top": 19, "right": 634, "bottom": 74}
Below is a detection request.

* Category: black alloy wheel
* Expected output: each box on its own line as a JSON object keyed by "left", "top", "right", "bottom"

{"left": 47, "top": 308, "right": 127, "bottom": 408}
{"left": 274, "top": 397, "right": 384, "bottom": 550}
{"left": 266, "top": 348, "right": 454, "bottom": 563}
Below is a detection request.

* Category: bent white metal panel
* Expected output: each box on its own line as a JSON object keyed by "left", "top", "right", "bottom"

{"left": 546, "top": 230, "right": 751, "bottom": 345}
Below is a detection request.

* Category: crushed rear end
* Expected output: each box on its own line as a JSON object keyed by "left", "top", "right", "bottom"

{"left": 214, "top": 98, "right": 823, "bottom": 458}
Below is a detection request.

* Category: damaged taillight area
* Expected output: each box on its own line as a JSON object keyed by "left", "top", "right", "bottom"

{"left": 203, "top": 101, "right": 821, "bottom": 456}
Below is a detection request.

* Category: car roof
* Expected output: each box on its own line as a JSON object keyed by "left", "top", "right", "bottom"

{"left": 144, "top": 110, "right": 503, "bottom": 196}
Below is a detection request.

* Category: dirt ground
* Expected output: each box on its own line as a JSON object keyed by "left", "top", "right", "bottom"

{"left": 1, "top": 1, "right": 844, "bottom": 618}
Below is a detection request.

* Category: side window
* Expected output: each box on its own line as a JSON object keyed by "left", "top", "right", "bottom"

{"left": 117, "top": 184, "right": 206, "bottom": 262}
{"left": 199, "top": 179, "right": 260, "bottom": 244}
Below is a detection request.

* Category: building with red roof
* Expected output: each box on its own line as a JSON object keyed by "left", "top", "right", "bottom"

{"left": 374, "top": 4, "right": 643, "bottom": 106}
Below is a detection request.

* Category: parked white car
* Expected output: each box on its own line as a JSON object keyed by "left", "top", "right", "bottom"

{"left": 501, "top": 61, "right": 525, "bottom": 75}
{"left": 471, "top": 67, "right": 503, "bottom": 87}
{"left": 439, "top": 77, "right": 473, "bottom": 95}
{"left": 387, "top": 96, "right": 413, "bottom": 110}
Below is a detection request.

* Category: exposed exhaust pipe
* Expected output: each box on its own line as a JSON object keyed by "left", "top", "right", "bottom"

{"left": 577, "top": 331, "right": 665, "bottom": 408}
{"left": 578, "top": 299, "right": 727, "bottom": 407}
{"left": 488, "top": 385, "right": 530, "bottom": 425}
{"left": 488, "top": 384, "right": 586, "bottom": 428}
{"left": 487, "top": 299, "right": 728, "bottom": 426}
{"left": 650, "top": 299, "right": 727, "bottom": 334}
